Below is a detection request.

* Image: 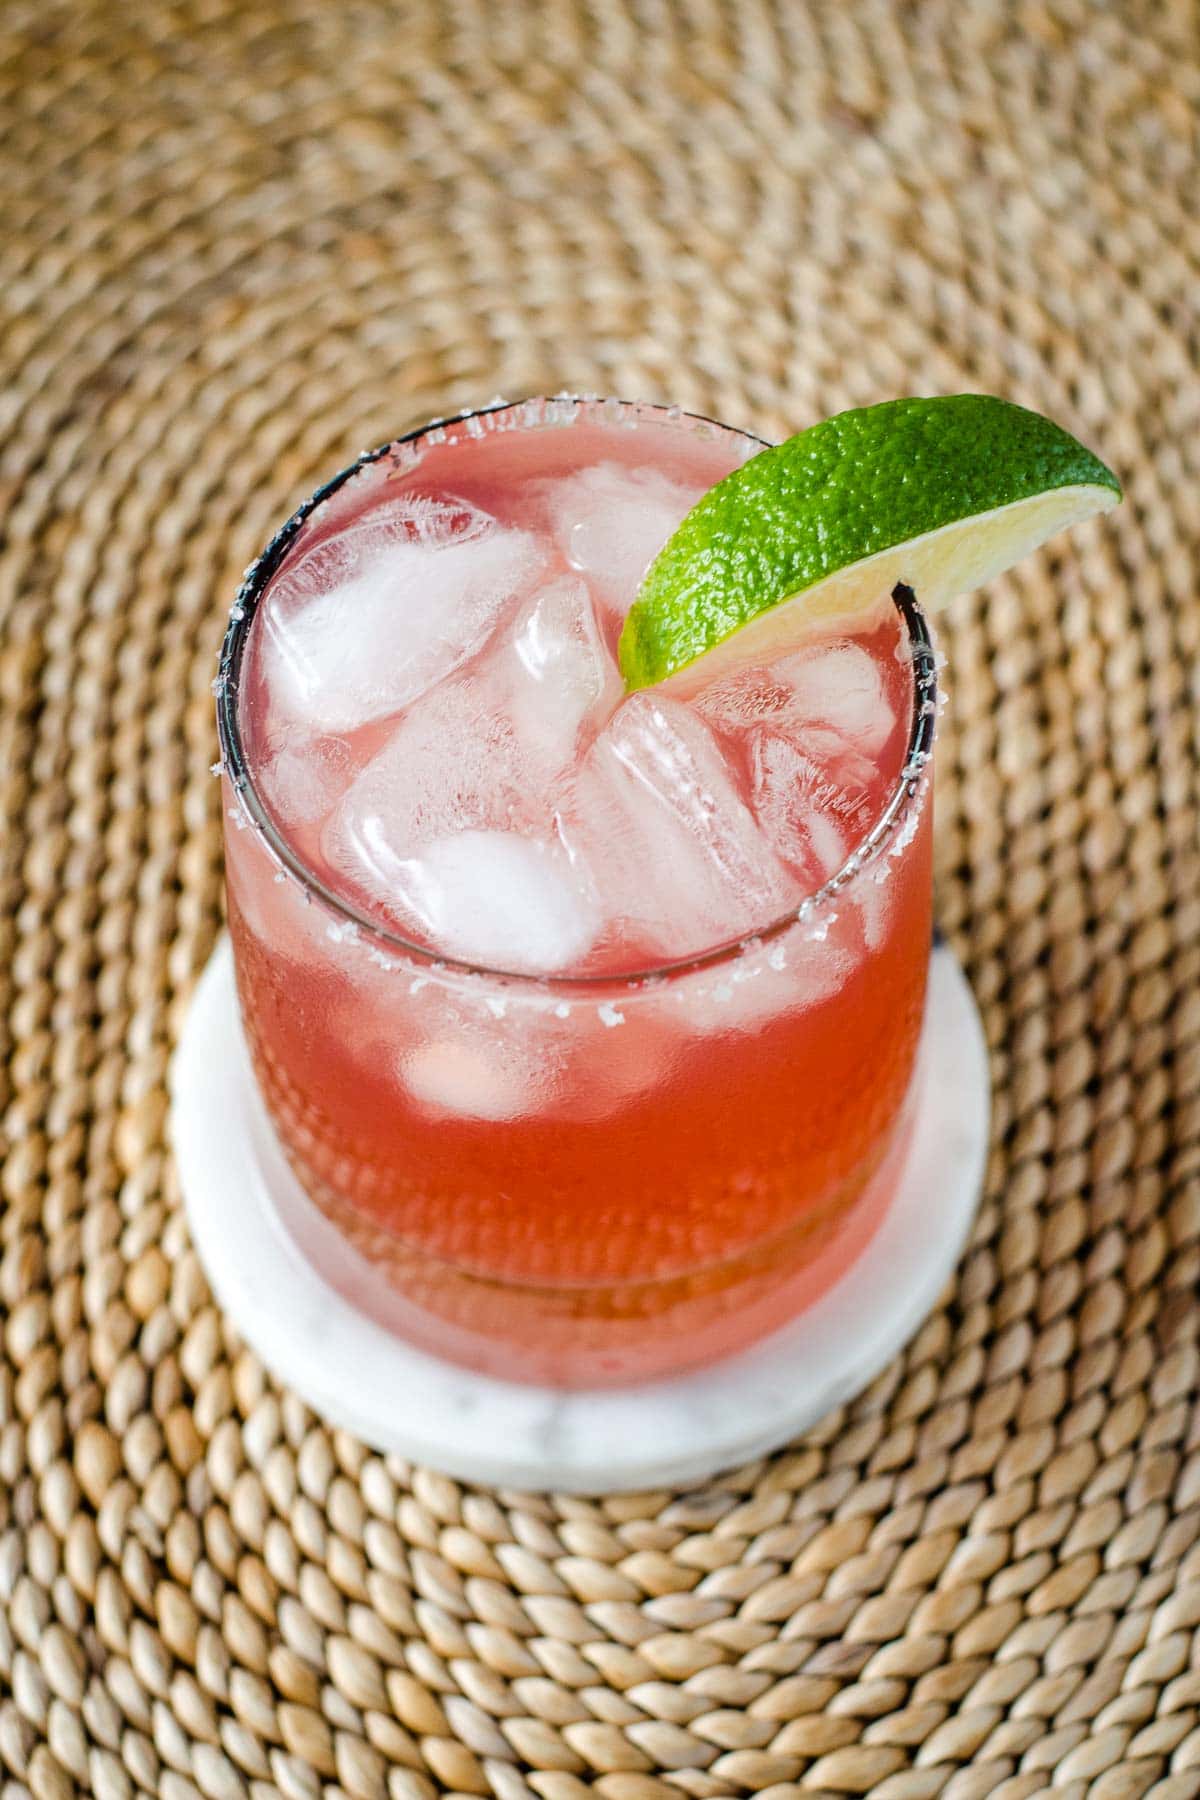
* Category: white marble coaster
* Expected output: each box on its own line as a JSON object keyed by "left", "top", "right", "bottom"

{"left": 170, "top": 939, "right": 990, "bottom": 1494}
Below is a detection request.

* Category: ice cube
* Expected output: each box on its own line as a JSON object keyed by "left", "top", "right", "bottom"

{"left": 696, "top": 639, "right": 894, "bottom": 753}
{"left": 500, "top": 573, "right": 623, "bottom": 775}
{"left": 319, "top": 577, "right": 620, "bottom": 951}
{"left": 561, "top": 694, "right": 794, "bottom": 960}
{"left": 402, "top": 1036, "right": 538, "bottom": 1122}
{"left": 324, "top": 676, "right": 527, "bottom": 879}
{"left": 772, "top": 640, "right": 894, "bottom": 751}
{"left": 397, "top": 986, "right": 671, "bottom": 1123}
{"left": 326, "top": 821, "right": 599, "bottom": 975}
{"left": 325, "top": 965, "right": 567, "bottom": 1123}
{"left": 535, "top": 462, "right": 707, "bottom": 622}
{"left": 320, "top": 603, "right": 605, "bottom": 905}
{"left": 694, "top": 666, "right": 810, "bottom": 734}
{"left": 258, "top": 494, "right": 545, "bottom": 734}
{"left": 750, "top": 731, "right": 873, "bottom": 886}
{"left": 258, "top": 731, "right": 353, "bottom": 828}
{"left": 661, "top": 933, "right": 853, "bottom": 1038}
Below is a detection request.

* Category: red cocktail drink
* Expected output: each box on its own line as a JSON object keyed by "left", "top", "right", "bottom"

{"left": 218, "top": 399, "right": 935, "bottom": 1385}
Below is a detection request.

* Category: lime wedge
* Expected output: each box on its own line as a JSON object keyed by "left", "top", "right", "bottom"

{"left": 619, "top": 395, "right": 1120, "bottom": 691}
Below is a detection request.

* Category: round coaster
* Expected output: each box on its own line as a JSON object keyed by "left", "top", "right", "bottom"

{"left": 170, "top": 939, "right": 990, "bottom": 1493}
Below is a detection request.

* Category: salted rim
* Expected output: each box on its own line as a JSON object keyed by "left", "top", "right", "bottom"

{"left": 215, "top": 396, "right": 937, "bottom": 992}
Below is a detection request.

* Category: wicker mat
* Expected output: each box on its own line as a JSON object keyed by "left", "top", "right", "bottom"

{"left": 2, "top": 1, "right": 1199, "bottom": 1794}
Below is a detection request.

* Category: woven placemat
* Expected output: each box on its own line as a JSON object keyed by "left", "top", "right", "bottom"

{"left": 2, "top": 2, "right": 1199, "bottom": 1795}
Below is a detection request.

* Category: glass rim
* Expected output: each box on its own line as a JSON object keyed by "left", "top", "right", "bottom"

{"left": 216, "top": 395, "right": 937, "bottom": 992}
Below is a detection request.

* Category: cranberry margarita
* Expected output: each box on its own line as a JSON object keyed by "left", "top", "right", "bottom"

{"left": 218, "top": 398, "right": 936, "bottom": 1385}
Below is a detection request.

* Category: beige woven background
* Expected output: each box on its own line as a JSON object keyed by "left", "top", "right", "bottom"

{"left": 2, "top": 1, "right": 1199, "bottom": 1796}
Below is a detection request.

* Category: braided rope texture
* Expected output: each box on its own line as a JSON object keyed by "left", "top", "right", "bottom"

{"left": 2, "top": 1, "right": 1199, "bottom": 1795}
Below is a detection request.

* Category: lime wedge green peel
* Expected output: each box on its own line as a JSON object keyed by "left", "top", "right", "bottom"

{"left": 618, "top": 395, "right": 1121, "bottom": 691}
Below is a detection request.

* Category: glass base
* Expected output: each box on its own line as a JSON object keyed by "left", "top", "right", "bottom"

{"left": 264, "top": 1108, "right": 916, "bottom": 1388}
{"left": 170, "top": 937, "right": 990, "bottom": 1493}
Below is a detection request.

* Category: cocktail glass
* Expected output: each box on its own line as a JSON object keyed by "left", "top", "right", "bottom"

{"left": 216, "top": 399, "right": 937, "bottom": 1387}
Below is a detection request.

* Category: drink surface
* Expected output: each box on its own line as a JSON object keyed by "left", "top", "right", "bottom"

{"left": 238, "top": 409, "right": 913, "bottom": 975}
{"left": 223, "top": 401, "right": 932, "bottom": 1385}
